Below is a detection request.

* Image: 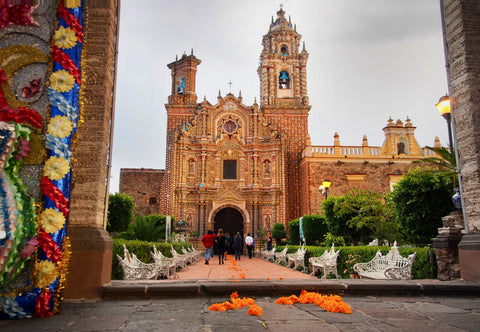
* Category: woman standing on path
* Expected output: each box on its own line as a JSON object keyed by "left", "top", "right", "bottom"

{"left": 215, "top": 229, "right": 226, "bottom": 264}
{"left": 201, "top": 230, "right": 216, "bottom": 265}
{"left": 233, "top": 232, "right": 243, "bottom": 260}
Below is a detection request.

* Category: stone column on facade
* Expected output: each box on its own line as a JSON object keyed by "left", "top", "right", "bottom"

{"left": 442, "top": 0, "right": 480, "bottom": 281}
{"left": 64, "top": 0, "right": 118, "bottom": 299}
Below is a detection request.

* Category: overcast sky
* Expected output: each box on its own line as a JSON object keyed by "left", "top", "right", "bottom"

{"left": 110, "top": 0, "right": 449, "bottom": 193}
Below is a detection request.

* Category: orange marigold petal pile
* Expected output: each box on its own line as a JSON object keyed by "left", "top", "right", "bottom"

{"left": 274, "top": 290, "right": 352, "bottom": 314}
{"left": 208, "top": 292, "right": 262, "bottom": 316}
{"left": 247, "top": 304, "right": 263, "bottom": 316}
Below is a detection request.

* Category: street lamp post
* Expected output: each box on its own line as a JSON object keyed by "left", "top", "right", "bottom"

{"left": 436, "top": 95, "right": 454, "bottom": 155}
{"left": 322, "top": 179, "right": 331, "bottom": 199}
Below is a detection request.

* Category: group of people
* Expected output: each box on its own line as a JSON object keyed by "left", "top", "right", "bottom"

{"left": 201, "top": 230, "right": 261, "bottom": 264}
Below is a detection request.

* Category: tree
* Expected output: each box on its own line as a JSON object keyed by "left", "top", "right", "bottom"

{"left": 288, "top": 219, "right": 300, "bottom": 244}
{"left": 128, "top": 215, "right": 164, "bottom": 242}
{"left": 323, "top": 189, "right": 397, "bottom": 245}
{"left": 107, "top": 193, "right": 136, "bottom": 233}
{"left": 390, "top": 167, "right": 455, "bottom": 244}
{"left": 414, "top": 146, "right": 457, "bottom": 185}
{"left": 271, "top": 223, "right": 287, "bottom": 244}
{"left": 302, "top": 215, "right": 328, "bottom": 245}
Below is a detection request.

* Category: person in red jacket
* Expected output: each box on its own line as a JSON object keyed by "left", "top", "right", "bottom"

{"left": 201, "top": 230, "right": 216, "bottom": 264}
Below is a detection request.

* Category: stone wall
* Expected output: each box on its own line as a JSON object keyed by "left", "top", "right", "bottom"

{"left": 444, "top": 0, "right": 480, "bottom": 231}
{"left": 65, "top": 0, "right": 119, "bottom": 298}
{"left": 119, "top": 168, "right": 165, "bottom": 215}
{"left": 444, "top": 0, "right": 480, "bottom": 281}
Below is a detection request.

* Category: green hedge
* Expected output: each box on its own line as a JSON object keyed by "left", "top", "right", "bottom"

{"left": 276, "top": 245, "right": 435, "bottom": 279}
{"left": 112, "top": 239, "right": 191, "bottom": 280}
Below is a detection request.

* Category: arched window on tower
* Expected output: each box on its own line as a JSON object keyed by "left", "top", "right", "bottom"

{"left": 280, "top": 45, "right": 289, "bottom": 56}
{"left": 279, "top": 71, "right": 290, "bottom": 89}
{"left": 397, "top": 142, "right": 406, "bottom": 155}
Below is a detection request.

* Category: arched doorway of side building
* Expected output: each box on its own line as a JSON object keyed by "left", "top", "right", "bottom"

{"left": 213, "top": 207, "right": 244, "bottom": 237}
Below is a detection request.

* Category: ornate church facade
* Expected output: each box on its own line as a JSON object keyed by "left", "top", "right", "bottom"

{"left": 120, "top": 8, "right": 436, "bottom": 237}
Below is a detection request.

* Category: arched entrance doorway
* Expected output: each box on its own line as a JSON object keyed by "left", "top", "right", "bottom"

{"left": 214, "top": 207, "right": 244, "bottom": 236}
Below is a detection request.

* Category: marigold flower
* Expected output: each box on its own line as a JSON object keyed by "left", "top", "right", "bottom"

{"left": 54, "top": 26, "right": 77, "bottom": 49}
{"left": 47, "top": 115, "right": 73, "bottom": 138}
{"left": 35, "top": 260, "right": 59, "bottom": 288}
{"left": 38, "top": 208, "right": 66, "bottom": 233}
{"left": 208, "top": 303, "right": 227, "bottom": 311}
{"left": 43, "top": 156, "right": 70, "bottom": 180}
{"left": 275, "top": 297, "right": 294, "bottom": 305}
{"left": 230, "top": 291, "right": 239, "bottom": 299}
{"left": 49, "top": 70, "right": 75, "bottom": 92}
{"left": 247, "top": 305, "right": 263, "bottom": 316}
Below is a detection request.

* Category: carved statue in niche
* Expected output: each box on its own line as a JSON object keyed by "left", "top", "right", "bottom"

{"left": 264, "top": 215, "right": 271, "bottom": 231}
{"left": 263, "top": 160, "right": 271, "bottom": 175}
{"left": 188, "top": 158, "right": 195, "bottom": 174}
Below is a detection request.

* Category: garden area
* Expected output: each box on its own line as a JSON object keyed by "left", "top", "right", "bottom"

{"left": 108, "top": 165, "right": 456, "bottom": 280}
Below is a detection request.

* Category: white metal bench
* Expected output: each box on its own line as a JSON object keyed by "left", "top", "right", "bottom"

{"left": 151, "top": 245, "right": 177, "bottom": 278}
{"left": 309, "top": 244, "right": 340, "bottom": 279}
{"left": 275, "top": 245, "right": 288, "bottom": 265}
{"left": 287, "top": 245, "right": 307, "bottom": 272}
{"left": 264, "top": 246, "right": 276, "bottom": 262}
{"left": 353, "top": 242, "right": 416, "bottom": 280}
{"left": 170, "top": 246, "right": 188, "bottom": 270}
{"left": 117, "top": 244, "right": 168, "bottom": 280}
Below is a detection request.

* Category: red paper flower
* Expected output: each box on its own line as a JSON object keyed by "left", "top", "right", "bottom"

{"left": 38, "top": 232, "right": 62, "bottom": 263}
{"left": 34, "top": 289, "right": 53, "bottom": 318}
{"left": 57, "top": 5, "right": 83, "bottom": 42}
{"left": 39, "top": 177, "right": 69, "bottom": 217}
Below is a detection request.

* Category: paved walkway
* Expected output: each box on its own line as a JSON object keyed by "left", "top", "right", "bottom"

{"left": 175, "top": 254, "right": 314, "bottom": 281}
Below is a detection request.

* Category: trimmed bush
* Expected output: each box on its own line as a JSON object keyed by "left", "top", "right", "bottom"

{"left": 302, "top": 215, "right": 328, "bottom": 245}
{"left": 112, "top": 239, "right": 191, "bottom": 280}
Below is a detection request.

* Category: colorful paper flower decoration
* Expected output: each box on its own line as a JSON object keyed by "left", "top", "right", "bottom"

{"left": 53, "top": 26, "right": 77, "bottom": 49}
{"left": 43, "top": 156, "right": 69, "bottom": 180}
{"left": 65, "top": 0, "right": 81, "bottom": 9}
{"left": 38, "top": 208, "right": 66, "bottom": 234}
{"left": 49, "top": 70, "right": 75, "bottom": 92}
{"left": 47, "top": 115, "right": 73, "bottom": 138}
{"left": 35, "top": 260, "right": 59, "bottom": 289}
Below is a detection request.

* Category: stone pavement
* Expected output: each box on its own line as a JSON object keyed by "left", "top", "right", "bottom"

{"left": 2, "top": 255, "right": 480, "bottom": 331}
{"left": 1, "top": 295, "right": 480, "bottom": 331}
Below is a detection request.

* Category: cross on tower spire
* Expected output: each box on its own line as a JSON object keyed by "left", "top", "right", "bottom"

{"left": 228, "top": 80, "right": 233, "bottom": 92}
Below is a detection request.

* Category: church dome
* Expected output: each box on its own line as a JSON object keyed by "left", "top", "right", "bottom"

{"left": 270, "top": 8, "right": 294, "bottom": 32}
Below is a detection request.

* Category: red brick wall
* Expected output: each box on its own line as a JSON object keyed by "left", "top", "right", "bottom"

{"left": 303, "top": 160, "right": 416, "bottom": 215}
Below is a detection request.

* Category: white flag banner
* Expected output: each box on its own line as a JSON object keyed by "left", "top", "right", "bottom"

{"left": 166, "top": 216, "right": 171, "bottom": 241}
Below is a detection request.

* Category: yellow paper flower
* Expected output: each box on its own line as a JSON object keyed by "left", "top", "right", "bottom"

{"left": 38, "top": 208, "right": 66, "bottom": 234}
{"left": 49, "top": 70, "right": 75, "bottom": 92}
{"left": 44, "top": 156, "right": 70, "bottom": 180}
{"left": 53, "top": 26, "right": 77, "bottom": 49}
{"left": 47, "top": 115, "right": 73, "bottom": 138}
{"left": 36, "top": 260, "right": 59, "bottom": 289}
{"left": 65, "top": 0, "right": 81, "bottom": 8}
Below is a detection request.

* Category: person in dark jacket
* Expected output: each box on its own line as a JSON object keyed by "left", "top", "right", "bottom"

{"left": 215, "top": 229, "right": 226, "bottom": 264}
{"left": 267, "top": 232, "right": 273, "bottom": 251}
{"left": 233, "top": 232, "right": 243, "bottom": 260}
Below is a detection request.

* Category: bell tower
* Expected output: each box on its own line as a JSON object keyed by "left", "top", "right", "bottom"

{"left": 258, "top": 8, "right": 309, "bottom": 107}
{"left": 167, "top": 50, "right": 201, "bottom": 105}
{"left": 163, "top": 51, "right": 201, "bottom": 215}
{"left": 258, "top": 8, "right": 311, "bottom": 222}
